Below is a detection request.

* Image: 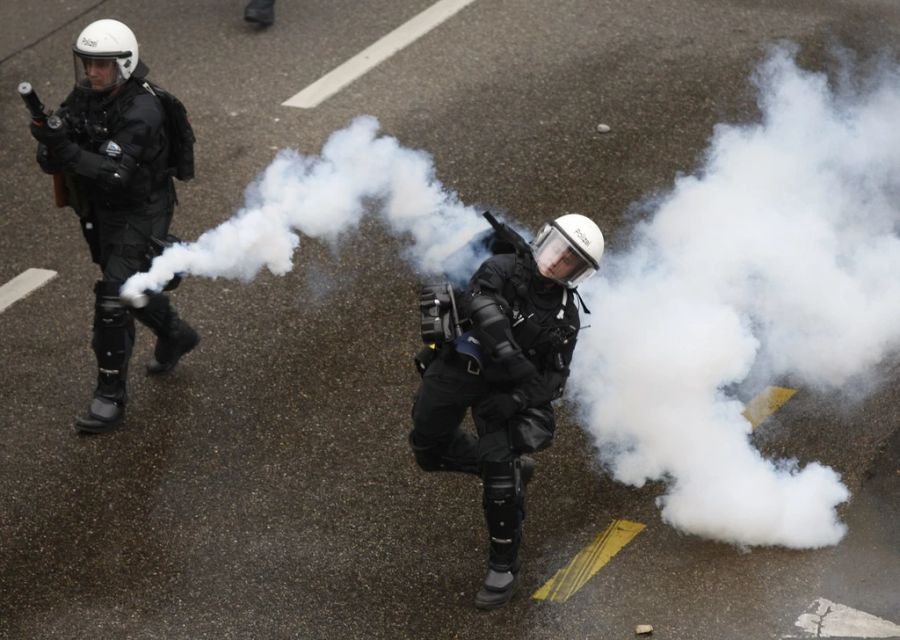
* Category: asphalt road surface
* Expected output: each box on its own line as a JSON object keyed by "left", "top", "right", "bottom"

{"left": 1, "top": 1, "right": 897, "bottom": 638}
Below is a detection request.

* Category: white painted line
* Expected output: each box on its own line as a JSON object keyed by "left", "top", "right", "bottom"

{"left": 787, "top": 598, "right": 900, "bottom": 638}
{"left": 0, "top": 268, "right": 58, "bottom": 313}
{"left": 283, "top": 0, "right": 478, "bottom": 109}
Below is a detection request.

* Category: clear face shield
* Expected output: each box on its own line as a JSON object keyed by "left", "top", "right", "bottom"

{"left": 531, "top": 224, "right": 598, "bottom": 288}
{"left": 73, "top": 53, "right": 124, "bottom": 92}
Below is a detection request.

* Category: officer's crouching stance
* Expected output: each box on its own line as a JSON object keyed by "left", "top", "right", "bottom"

{"left": 28, "top": 19, "right": 198, "bottom": 433}
{"left": 410, "top": 213, "right": 604, "bottom": 609}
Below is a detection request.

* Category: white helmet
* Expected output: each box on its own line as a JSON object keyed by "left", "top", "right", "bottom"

{"left": 531, "top": 213, "right": 604, "bottom": 288}
{"left": 72, "top": 19, "right": 139, "bottom": 91}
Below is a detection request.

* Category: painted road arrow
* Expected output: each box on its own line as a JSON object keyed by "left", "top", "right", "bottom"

{"left": 788, "top": 598, "right": 900, "bottom": 638}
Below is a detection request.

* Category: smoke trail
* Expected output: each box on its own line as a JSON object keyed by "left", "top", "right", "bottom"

{"left": 570, "top": 46, "right": 900, "bottom": 548}
{"left": 120, "top": 115, "right": 491, "bottom": 304}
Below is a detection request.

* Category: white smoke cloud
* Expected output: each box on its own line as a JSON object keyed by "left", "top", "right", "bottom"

{"left": 120, "top": 115, "right": 491, "bottom": 303}
{"left": 570, "top": 46, "right": 900, "bottom": 548}
{"left": 121, "top": 46, "right": 900, "bottom": 550}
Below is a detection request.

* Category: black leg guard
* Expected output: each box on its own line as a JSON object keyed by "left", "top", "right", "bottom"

{"left": 409, "top": 430, "right": 480, "bottom": 475}
{"left": 475, "top": 458, "right": 527, "bottom": 610}
{"left": 137, "top": 295, "right": 199, "bottom": 375}
{"left": 76, "top": 281, "right": 133, "bottom": 433}
{"left": 481, "top": 459, "right": 525, "bottom": 569}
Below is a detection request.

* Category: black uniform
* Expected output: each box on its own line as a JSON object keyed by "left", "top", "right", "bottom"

{"left": 410, "top": 250, "right": 580, "bottom": 607}
{"left": 32, "top": 66, "right": 198, "bottom": 432}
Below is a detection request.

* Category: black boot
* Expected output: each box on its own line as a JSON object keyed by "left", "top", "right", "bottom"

{"left": 146, "top": 319, "right": 199, "bottom": 375}
{"left": 76, "top": 372, "right": 127, "bottom": 434}
{"left": 244, "top": 0, "right": 275, "bottom": 26}
{"left": 474, "top": 558, "right": 522, "bottom": 610}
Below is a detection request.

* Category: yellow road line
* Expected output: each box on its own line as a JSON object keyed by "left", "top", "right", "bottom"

{"left": 742, "top": 386, "right": 797, "bottom": 430}
{"left": 532, "top": 519, "right": 645, "bottom": 603}
{"left": 531, "top": 386, "right": 797, "bottom": 604}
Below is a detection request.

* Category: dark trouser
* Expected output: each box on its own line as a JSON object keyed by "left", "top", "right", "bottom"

{"left": 87, "top": 202, "right": 185, "bottom": 398}
{"left": 410, "top": 353, "right": 489, "bottom": 472}
{"left": 410, "top": 350, "right": 555, "bottom": 569}
{"left": 103, "top": 248, "right": 181, "bottom": 336}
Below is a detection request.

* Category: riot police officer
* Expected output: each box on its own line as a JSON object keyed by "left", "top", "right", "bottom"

{"left": 29, "top": 19, "right": 199, "bottom": 433}
{"left": 410, "top": 212, "right": 604, "bottom": 609}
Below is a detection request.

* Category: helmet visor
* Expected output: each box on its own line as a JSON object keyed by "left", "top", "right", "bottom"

{"left": 73, "top": 53, "right": 123, "bottom": 92}
{"left": 532, "top": 225, "right": 598, "bottom": 288}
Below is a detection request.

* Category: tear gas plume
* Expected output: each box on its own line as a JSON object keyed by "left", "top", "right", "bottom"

{"left": 570, "top": 46, "right": 900, "bottom": 548}
{"left": 119, "top": 115, "right": 491, "bottom": 305}
{"left": 121, "top": 47, "right": 899, "bottom": 550}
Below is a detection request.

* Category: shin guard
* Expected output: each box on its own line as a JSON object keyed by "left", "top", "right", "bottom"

{"left": 91, "top": 280, "right": 134, "bottom": 398}
{"left": 482, "top": 459, "right": 525, "bottom": 569}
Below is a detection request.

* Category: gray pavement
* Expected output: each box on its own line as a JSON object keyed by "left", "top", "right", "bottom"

{"left": 1, "top": 1, "right": 898, "bottom": 638}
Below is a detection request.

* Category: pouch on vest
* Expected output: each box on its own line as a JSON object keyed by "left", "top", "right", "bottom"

{"left": 419, "top": 282, "right": 462, "bottom": 345}
{"left": 510, "top": 405, "right": 556, "bottom": 453}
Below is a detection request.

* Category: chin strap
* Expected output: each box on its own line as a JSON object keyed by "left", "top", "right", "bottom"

{"left": 573, "top": 288, "right": 590, "bottom": 315}
{"left": 557, "top": 287, "right": 592, "bottom": 318}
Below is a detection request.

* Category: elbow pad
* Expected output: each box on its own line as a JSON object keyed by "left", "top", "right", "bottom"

{"left": 468, "top": 294, "right": 520, "bottom": 362}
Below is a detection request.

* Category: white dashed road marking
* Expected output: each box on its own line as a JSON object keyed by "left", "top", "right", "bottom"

{"left": 0, "top": 268, "right": 57, "bottom": 313}
{"left": 283, "top": 0, "right": 479, "bottom": 109}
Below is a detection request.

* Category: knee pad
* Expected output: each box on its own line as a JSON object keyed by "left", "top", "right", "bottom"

{"left": 482, "top": 460, "right": 522, "bottom": 505}
{"left": 483, "top": 458, "right": 530, "bottom": 516}
{"left": 93, "top": 280, "right": 127, "bottom": 318}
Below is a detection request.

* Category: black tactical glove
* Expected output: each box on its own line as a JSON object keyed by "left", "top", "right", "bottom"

{"left": 30, "top": 120, "right": 68, "bottom": 148}
{"left": 36, "top": 143, "right": 64, "bottom": 174}
{"left": 30, "top": 121, "right": 79, "bottom": 166}
{"left": 479, "top": 392, "right": 526, "bottom": 422}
